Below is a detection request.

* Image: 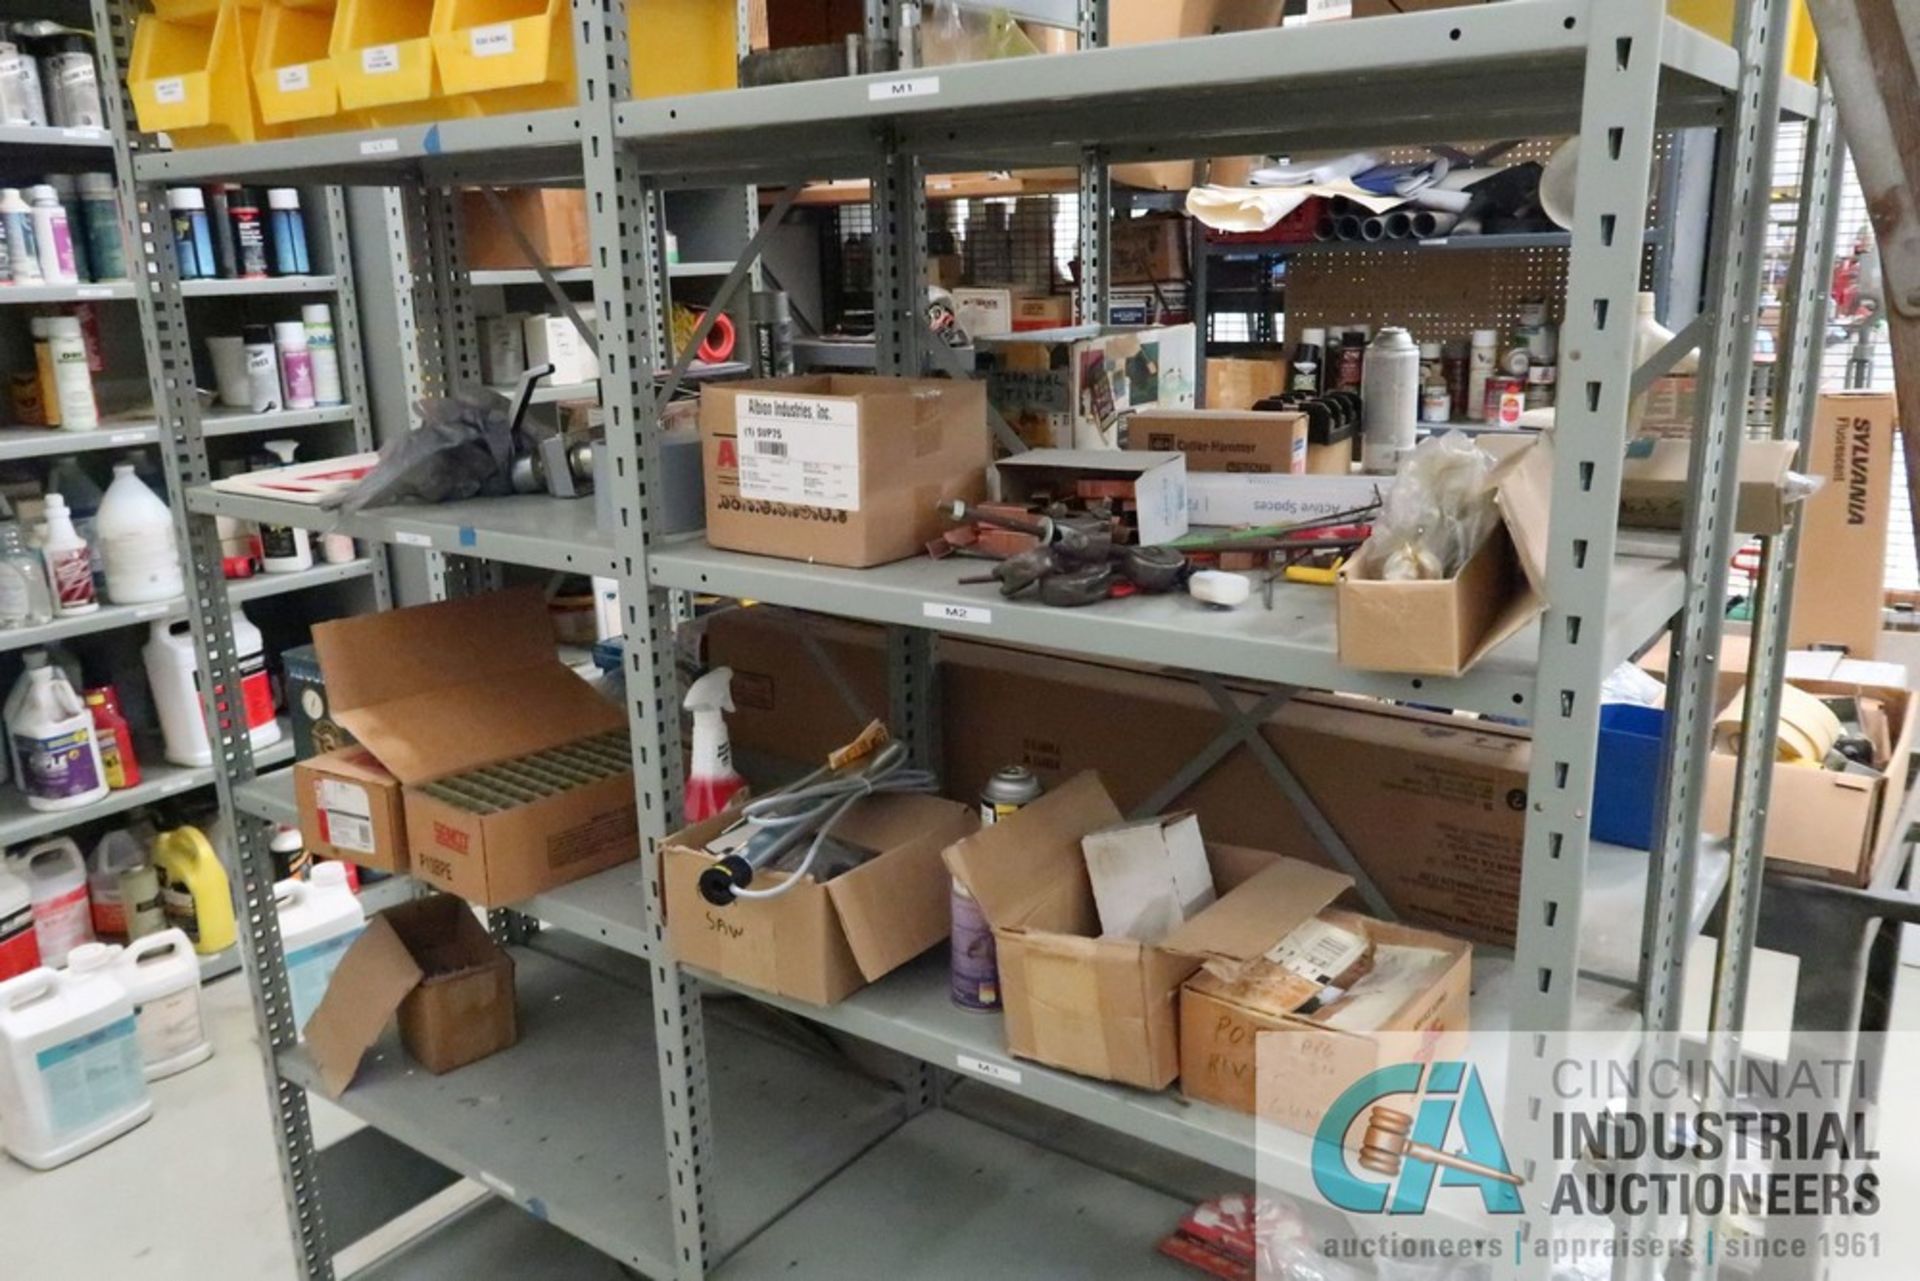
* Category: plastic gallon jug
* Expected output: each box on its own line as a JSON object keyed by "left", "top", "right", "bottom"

{"left": 276, "top": 860, "right": 364, "bottom": 1032}
{"left": 87, "top": 829, "right": 147, "bottom": 942}
{"left": 144, "top": 607, "right": 281, "bottom": 767}
{"left": 110, "top": 929, "right": 211, "bottom": 1080}
{"left": 16, "top": 838, "right": 93, "bottom": 966}
{"left": 0, "top": 944, "right": 152, "bottom": 1168}
{"left": 0, "top": 862, "right": 38, "bottom": 981}
{"left": 96, "top": 462, "right": 184, "bottom": 605}
{"left": 9, "top": 664, "right": 107, "bottom": 812}
{"left": 150, "top": 826, "right": 235, "bottom": 956}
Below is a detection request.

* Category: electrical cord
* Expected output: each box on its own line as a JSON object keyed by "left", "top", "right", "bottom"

{"left": 697, "top": 742, "right": 937, "bottom": 906}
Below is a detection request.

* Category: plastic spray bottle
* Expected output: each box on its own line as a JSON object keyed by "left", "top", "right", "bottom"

{"left": 682, "top": 667, "right": 745, "bottom": 824}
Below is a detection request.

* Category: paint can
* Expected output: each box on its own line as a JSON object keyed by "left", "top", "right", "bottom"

{"left": 952, "top": 766, "right": 1045, "bottom": 1011}
{"left": 978, "top": 765, "right": 1042, "bottom": 827}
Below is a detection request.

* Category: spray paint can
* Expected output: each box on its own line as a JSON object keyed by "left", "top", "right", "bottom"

{"left": 952, "top": 766, "right": 1044, "bottom": 1011}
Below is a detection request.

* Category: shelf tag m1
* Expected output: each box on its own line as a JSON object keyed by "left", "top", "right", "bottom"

{"left": 868, "top": 76, "right": 939, "bottom": 103}
{"left": 956, "top": 1054, "right": 1020, "bottom": 1085}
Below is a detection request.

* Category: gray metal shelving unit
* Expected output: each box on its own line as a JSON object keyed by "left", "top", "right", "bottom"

{"left": 93, "top": 0, "right": 1844, "bottom": 1278}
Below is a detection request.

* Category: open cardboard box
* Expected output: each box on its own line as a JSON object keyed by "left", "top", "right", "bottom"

{"left": 942, "top": 771, "right": 1352, "bottom": 1090}
{"left": 665, "top": 793, "right": 978, "bottom": 1005}
{"left": 313, "top": 588, "right": 638, "bottom": 906}
{"left": 1179, "top": 908, "right": 1471, "bottom": 1137}
{"left": 1618, "top": 438, "right": 1806, "bottom": 535}
{"left": 1336, "top": 435, "right": 1552, "bottom": 677}
{"left": 304, "top": 895, "right": 518, "bottom": 1096}
{"left": 295, "top": 746, "right": 409, "bottom": 873}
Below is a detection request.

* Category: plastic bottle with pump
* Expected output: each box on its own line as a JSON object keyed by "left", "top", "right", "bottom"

{"left": 150, "top": 825, "right": 235, "bottom": 955}
{"left": 683, "top": 667, "right": 745, "bottom": 824}
{"left": 47, "top": 457, "right": 104, "bottom": 590}
{"left": 40, "top": 493, "right": 95, "bottom": 617}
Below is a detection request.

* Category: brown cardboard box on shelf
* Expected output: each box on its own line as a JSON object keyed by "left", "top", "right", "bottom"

{"left": 663, "top": 793, "right": 978, "bottom": 1005}
{"left": 1107, "top": 1, "right": 1282, "bottom": 190}
{"left": 1112, "top": 217, "right": 1190, "bottom": 284}
{"left": 303, "top": 895, "right": 518, "bottom": 1096}
{"left": 1336, "top": 436, "right": 1551, "bottom": 677}
{"left": 312, "top": 589, "right": 638, "bottom": 907}
{"left": 1618, "top": 438, "right": 1804, "bottom": 535}
{"left": 1352, "top": 0, "right": 1488, "bottom": 14}
{"left": 459, "top": 189, "right": 589, "bottom": 272}
{"left": 943, "top": 772, "right": 1337, "bottom": 1089}
{"left": 700, "top": 374, "right": 991, "bottom": 568}
{"left": 1702, "top": 676, "right": 1913, "bottom": 885}
{"left": 1789, "top": 391, "right": 1896, "bottom": 659}
{"left": 1179, "top": 908, "right": 1471, "bottom": 1136}
{"left": 1128, "top": 409, "right": 1308, "bottom": 475}
{"left": 295, "top": 747, "right": 408, "bottom": 874}
{"left": 1205, "top": 355, "right": 1288, "bottom": 411}
{"left": 980, "top": 324, "right": 1198, "bottom": 450}
{"left": 995, "top": 448, "right": 1191, "bottom": 545}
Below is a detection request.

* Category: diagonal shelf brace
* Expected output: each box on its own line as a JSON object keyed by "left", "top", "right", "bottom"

{"left": 654, "top": 186, "right": 800, "bottom": 413}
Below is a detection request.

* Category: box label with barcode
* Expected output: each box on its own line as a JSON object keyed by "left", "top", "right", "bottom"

{"left": 735, "top": 395, "right": 861, "bottom": 512}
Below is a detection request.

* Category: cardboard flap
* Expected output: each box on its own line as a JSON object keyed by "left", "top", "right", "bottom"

{"left": 941, "top": 772, "right": 1120, "bottom": 934}
{"left": 314, "top": 587, "right": 554, "bottom": 713}
{"left": 1492, "top": 436, "right": 1553, "bottom": 599}
{"left": 337, "top": 664, "right": 622, "bottom": 785}
{"left": 303, "top": 915, "right": 423, "bottom": 1098}
{"left": 825, "top": 795, "right": 976, "bottom": 981}
{"left": 1161, "top": 856, "right": 1352, "bottom": 962}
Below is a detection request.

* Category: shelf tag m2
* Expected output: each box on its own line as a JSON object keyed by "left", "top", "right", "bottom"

{"left": 735, "top": 395, "right": 861, "bottom": 512}
{"left": 924, "top": 602, "right": 990, "bottom": 626}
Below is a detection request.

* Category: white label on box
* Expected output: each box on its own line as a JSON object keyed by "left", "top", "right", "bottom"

{"left": 276, "top": 63, "right": 312, "bottom": 93}
{"left": 736, "top": 394, "right": 861, "bottom": 512}
{"left": 359, "top": 137, "right": 400, "bottom": 156}
{"left": 323, "top": 812, "right": 375, "bottom": 855}
{"left": 361, "top": 44, "right": 401, "bottom": 75}
{"left": 152, "top": 77, "right": 186, "bottom": 104}
{"left": 1265, "top": 918, "right": 1369, "bottom": 987}
{"left": 923, "top": 602, "right": 990, "bottom": 626}
{"left": 316, "top": 778, "right": 372, "bottom": 819}
{"left": 956, "top": 1054, "right": 1021, "bottom": 1085}
{"left": 470, "top": 24, "right": 515, "bottom": 57}
{"left": 1283, "top": 0, "right": 1350, "bottom": 24}
{"left": 868, "top": 76, "right": 939, "bottom": 102}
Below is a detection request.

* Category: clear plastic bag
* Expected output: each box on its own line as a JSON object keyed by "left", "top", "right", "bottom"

{"left": 325, "top": 388, "right": 518, "bottom": 515}
{"left": 1355, "top": 431, "right": 1499, "bottom": 582}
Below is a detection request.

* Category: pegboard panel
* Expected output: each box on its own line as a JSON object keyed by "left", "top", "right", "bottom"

{"left": 1284, "top": 245, "right": 1574, "bottom": 340}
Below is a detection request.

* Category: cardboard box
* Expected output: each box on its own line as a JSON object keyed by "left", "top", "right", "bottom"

{"left": 1336, "top": 437, "right": 1550, "bottom": 677}
{"left": 1702, "top": 676, "right": 1913, "bottom": 884}
{"left": 1635, "top": 374, "right": 1699, "bottom": 440}
{"left": 1205, "top": 356, "right": 1287, "bottom": 411}
{"left": 1108, "top": 1, "right": 1281, "bottom": 190}
{"left": 460, "top": 188, "right": 589, "bottom": 272}
{"left": 664, "top": 793, "right": 978, "bottom": 1005}
{"left": 1352, "top": 0, "right": 1487, "bottom": 14}
{"left": 1128, "top": 409, "right": 1308, "bottom": 475}
{"left": 1014, "top": 294, "right": 1074, "bottom": 330}
{"left": 1619, "top": 438, "right": 1805, "bottom": 534}
{"left": 1179, "top": 908, "right": 1471, "bottom": 1136}
{"left": 954, "top": 289, "right": 1075, "bottom": 339}
{"left": 1790, "top": 392, "right": 1896, "bottom": 659}
{"left": 296, "top": 747, "right": 409, "bottom": 874}
{"left": 1185, "top": 472, "right": 1384, "bottom": 526}
{"left": 303, "top": 895, "right": 519, "bottom": 1096}
{"left": 1112, "top": 216, "right": 1190, "bottom": 284}
{"left": 523, "top": 314, "right": 600, "bottom": 386}
{"left": 980, "top": 324, "right": 1198, "bottom": 450}
{"left": 313, "top": 589, "right": 639, "bottom": 907}
{"left": 993, "top": 448, "right": 1190, "bottom": 545}
{"left": 943, "top": 772, "right": 1343, "bottom": 1089}
{"left": 283, "top": 642, "right": 352, "bottom": 760}
{"left": 700, "top": 374, "right": 991, "bottom": 568}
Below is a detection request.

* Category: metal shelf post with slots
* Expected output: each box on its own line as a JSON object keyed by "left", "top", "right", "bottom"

{"left": 83, "top": 0, "right": 1847, "bottom": 1278}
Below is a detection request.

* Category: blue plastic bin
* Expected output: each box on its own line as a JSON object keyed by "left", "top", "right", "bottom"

{"left": 1593, "top": 703, "right": 1666, "bottom": 849}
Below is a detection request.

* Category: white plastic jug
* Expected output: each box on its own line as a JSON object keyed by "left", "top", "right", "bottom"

{"left": 0, "top": 945, "right": 152, "bottom": 1169}
{"left": 15, "top": 838, "right": 92, "bottom": 966}
{"left": 8, "top": 665, "right": 107, "bottom": 812}
{"left": 143, "top": 608, "right": 281, "bottom": 767}
{"left": 109, "top": 929, "right": 211, "bottom": 1080}
{"left": 87, "top": 828, "right": 146, "bottom": 942}
{"left": 276, "top": 861, "right": 365, "bottom": 1033}
{"left": 95, "top": 462, "right": 184, "bottom": 605}
{"left": 0, "top": 862, "right": 37, "bottom": 981}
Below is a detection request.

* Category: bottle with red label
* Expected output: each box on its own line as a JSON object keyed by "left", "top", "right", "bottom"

{"left": 15, "top": 839, "right": 93, "bottom": 967}
{"left": 0, "top": 862, "right": 39, "bottom": 980}
{"left": 84, "top": 685, "right": 139, "bottom": 790}
{"left": 39, "top": 494, "right": 95, "bottom": 618}
{"left": 143, "top": 608, "right": 281, "bottom": 767}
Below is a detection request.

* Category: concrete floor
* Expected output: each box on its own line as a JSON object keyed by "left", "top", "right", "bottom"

{"left": 6, "top": 950, "right": 1920, "bottom": 1279}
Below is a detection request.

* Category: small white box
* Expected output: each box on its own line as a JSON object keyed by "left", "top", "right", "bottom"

{"left": 523, "top": 313, "right": 600, "bottom": 386}
{"left": 953, "top": 288, "right": 1014, "bottom": 339}
{"left": 1185, "top": 472, "right": 1389, "bottom": 528}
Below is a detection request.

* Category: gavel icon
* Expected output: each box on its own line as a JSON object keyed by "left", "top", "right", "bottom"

{"left": 1356, "top": 1107, "right": 1524, "bottom": 1186}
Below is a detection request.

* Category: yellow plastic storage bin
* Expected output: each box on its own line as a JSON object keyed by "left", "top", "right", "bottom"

{"left": 331, "top": 0, "right": 473, "bottom": 125}
{"left": 629, "top": 0, "right": 735, "bottom": 100}
{"left": 131, "top": 0, "right": 278, "bottom": 147}
{"left": 254, "top": 1, "right": 348, "bottom": 130}
{"left": 1670, "top": 0, "right": 1817, "bottom": 82}
{"left": 149, "top": 0, "right": 256, "bottom": 27}
{"left": 430, "top": 0, "right": 575, "bottom": 114}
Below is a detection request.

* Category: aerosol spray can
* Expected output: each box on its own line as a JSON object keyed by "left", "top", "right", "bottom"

{"left": 952, "top": 766, "right": 1045, "bottom": 1011}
